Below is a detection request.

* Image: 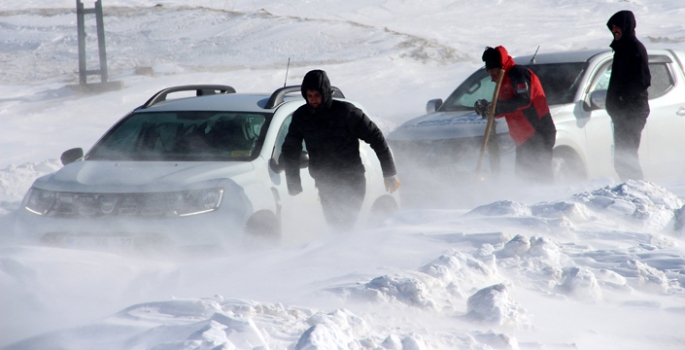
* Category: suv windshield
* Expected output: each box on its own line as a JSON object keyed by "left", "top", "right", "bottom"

{"left": 440, "top": 62, "right": 587, "bottom": 111}
{"left": 88, "top": 111, "right": 271, "bottom": 161}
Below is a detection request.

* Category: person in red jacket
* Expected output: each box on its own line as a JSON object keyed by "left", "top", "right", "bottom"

{"left": 475, "top": 46, "right": 557, "bottom": 183}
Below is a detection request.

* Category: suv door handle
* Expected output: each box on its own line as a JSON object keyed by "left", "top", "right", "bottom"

{"left": 677, "top": 107, "right": 685, "bottom": 116}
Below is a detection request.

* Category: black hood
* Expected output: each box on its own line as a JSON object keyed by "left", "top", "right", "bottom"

{"left": 301, "top": 70, "right": 334, "bottom": 113}
{"left": 607, "top": 10, "right": 637, "bottom": 40}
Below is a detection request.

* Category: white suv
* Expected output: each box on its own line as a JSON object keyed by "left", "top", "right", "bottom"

{"left": 13, "top": 85, "right": 399, "bottom": 249}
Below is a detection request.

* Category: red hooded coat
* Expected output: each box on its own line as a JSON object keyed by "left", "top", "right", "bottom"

{"left": 492, "top": 46, "right": 555, "bottom": 146}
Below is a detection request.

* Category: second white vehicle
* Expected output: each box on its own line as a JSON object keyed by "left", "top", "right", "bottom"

{"left": 388, "top": 49, "right": 685, "bottom": 184}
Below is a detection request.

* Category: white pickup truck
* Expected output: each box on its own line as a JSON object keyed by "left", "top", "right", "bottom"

{"left": 388, "top": 49, "right": 685, "bottom": 184}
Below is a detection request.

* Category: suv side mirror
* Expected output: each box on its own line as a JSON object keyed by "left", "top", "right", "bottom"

{"left": 269, "top": 157, "right": 284, "bottom": 173}
{"left": 60, "top": 148, "right": 84, "bottom": 166}
{"left": 426, "top": 99, "right": 443, "bottom": 113}
{"left": 585, "top": 90, "right": 607, "bottom": 111}
{"left": 299, "top": 151, "right": 309, "bottom": 169}
{"left": 269, "top": 151, "right": 309, "bottom": 173}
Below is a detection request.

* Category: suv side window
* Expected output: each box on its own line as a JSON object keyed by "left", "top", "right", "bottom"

{"left": 272, "top": 115, "right": 307, "bottom": 163}
{"left": 273, "top": 115, "right": 292, "bottom": 162}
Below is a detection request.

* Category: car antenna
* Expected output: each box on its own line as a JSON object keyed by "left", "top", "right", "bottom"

{"left": 283, "top": 57, "right": 291, "bottom": 87}
{"left": 530, "top": 46, "right": 540, "bottom": 64}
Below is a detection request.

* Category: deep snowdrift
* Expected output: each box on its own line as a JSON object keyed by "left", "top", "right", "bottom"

{"left": 3, "top": 180, "right": 684, "bottom": 349}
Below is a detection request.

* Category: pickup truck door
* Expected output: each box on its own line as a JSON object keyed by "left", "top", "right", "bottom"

{"left": 643, "top": 55, "right": 685, "bottom": 179}
{"left": 582, "top": 60, "right": 626, "bottom": 179}
{"left": 582, "top": 55, "right": 685, "bottom": 181}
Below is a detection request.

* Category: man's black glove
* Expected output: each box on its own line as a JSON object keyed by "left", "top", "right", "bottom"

{"left": 474, "top": 99, "right": 491, "bottom": 118}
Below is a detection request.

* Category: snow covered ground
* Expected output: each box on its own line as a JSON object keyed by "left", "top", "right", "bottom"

{"left": 1, "top": 1, "right": 685, "bottom": 349}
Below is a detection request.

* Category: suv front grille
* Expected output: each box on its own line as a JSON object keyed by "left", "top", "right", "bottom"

{"left": 25, "top": 187, "right": 223, "bottom": 219}
{"left": 49, "top": 192, "right": 179, "bottom": 218}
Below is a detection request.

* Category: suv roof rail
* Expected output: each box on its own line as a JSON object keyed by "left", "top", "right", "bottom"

{"left": 264, "top": 85, "right": 345, "bottom": 109}
{"left": 141, "top": 85, "right": 236, "bottom": 109}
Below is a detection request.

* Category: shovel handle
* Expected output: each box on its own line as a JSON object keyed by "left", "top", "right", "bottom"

{"left": 476, "top": 69, "right": 505, "bottom": 173}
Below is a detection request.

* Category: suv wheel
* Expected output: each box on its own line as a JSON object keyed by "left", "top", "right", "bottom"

{"left": 368, "top": 195, "right": 399, "bottom": 228}
{"left": 245, "top": 210, "right": 281, "bottom": 239}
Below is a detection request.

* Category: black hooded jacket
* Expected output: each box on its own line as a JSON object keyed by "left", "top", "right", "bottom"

{"left": 606, "top": 10, "right": 651, "bottom": 116}
{"left": 282, "top": 70, "right": 396, "bottom": 189}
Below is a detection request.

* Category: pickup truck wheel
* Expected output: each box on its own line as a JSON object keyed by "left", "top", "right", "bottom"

{"left": 552, "top": 148, "right": 586, "bottom": 183}
{"left": 244, "top": 210, "right": 280, "bottom": 239}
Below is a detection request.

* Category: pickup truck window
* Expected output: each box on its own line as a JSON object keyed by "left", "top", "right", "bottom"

{"left": 440, "top": 69, "right": 493, "bottom": 112}
{"left": 524, "top": 63, "right": 587, "bottom": 105}
{"left": 588, "top": 59, "right": 675, "bottom": 99}
{"left": 649, "top": 63, "right": 675, "bottom": 98}
{"left": 441, "top": 62, "right": 586, "bottom": 111}
{"left": 588, "top": 62, "right": 612, "bottom": 94}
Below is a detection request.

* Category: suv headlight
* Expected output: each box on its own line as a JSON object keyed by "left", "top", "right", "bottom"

{"left": 171, "top": 188, "right": 224, "bottom": 217}
{"left": 23, "top": 188, "right": 56, "bottom": 215}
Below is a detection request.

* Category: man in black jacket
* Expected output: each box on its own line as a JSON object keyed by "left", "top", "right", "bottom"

{"left": 606, "top": 10, "right": 651, "bottom": 181}
{"left": 282, "top": 70, "right": 400, "bottom": 231}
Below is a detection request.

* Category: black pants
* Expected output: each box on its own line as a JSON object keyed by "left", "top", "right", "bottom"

{"left": 315, "top": 172, "right": 366, "bottom": 232}
{"left": 515, "top": 131, "right": 556, "bottom": 184}
{"left": 611, "top": 114, "right": 647, "bottom": 181}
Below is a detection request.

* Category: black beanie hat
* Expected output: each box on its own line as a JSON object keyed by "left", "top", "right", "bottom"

{"left": 482, "top": 47, "right": 502, "bottom": 70}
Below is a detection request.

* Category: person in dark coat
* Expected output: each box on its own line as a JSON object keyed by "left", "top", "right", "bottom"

{"left": 606, "top": 10, "right": 651, "bottom": 181}
{"left": 282, "top": 70, "right": 400, "bottom": 232}
{"left": 475, "top": 46, "right": 557, "bottom": 183}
